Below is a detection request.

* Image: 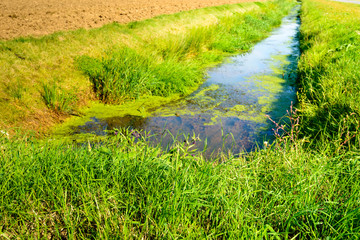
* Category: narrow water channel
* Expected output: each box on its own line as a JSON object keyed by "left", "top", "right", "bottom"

{"left": 77, "top": 6, "right": 301, "bottom": 157}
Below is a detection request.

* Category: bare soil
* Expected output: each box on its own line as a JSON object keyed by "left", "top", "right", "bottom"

{"left": 1, "top": 0, "right": 258, "bottom": 40}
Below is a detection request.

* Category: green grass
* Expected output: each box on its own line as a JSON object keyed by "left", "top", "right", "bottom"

{"left": 76, "top": 1, "right": 292, "bottom": 104}
{"left": 76, "top": 48, "right": 203, "bottom": 103}
{"left": 1, "top": 128, "right": 360, "bottom": 239}
{"left": 41, "top": 81, "right": 78, "bottom": 113}
{"left": 297, "top": 0, "right": 360, "bottom": 150}
{"left": 2, "top": 0, "right": 360, "bottom": 238}
{"left": 0, "top": 0, "right": 292, "bottom": 133}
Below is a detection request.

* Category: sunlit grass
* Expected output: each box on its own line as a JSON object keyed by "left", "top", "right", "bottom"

{"left": 76, "top": 3, "right": 291, "bottom": 103}
{"left": 0, "top": 1, "right": 290, "bottom": 133}
{"left": 297, "top": 0, "right": 360, "bottom": 150}
{"left": 1, "top": 0, "right": 360, "bottom": 238}
{"left": 1, "top": 128, "right": 360, "bottom": 238}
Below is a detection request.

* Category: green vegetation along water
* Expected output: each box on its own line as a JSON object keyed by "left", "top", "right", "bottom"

{"left": 1, "top": 0, "right": 283, "bottom": 134}
{"left": 74, "top": 6, "right": 300, "bottom": 157}
{"left": 2, "top": 0, "right": 360, "bottom": 238}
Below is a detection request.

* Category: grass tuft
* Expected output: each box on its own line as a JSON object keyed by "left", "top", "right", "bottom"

{"left": 41, "top": 81, "right": 78, "bottom": 113}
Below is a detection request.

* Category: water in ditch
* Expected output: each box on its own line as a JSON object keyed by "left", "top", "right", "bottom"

{"left": 75, "top": 6, "right": 301, "bottom": 157}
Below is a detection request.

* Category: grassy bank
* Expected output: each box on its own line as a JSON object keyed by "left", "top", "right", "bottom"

{"left": 1, "top": 127, "right": 360, "bottom": 238}
{"left": 2, "top": 0, "right": 360, "bottom": 238}
{"left": 297, "top": 0, "right": 360, "bottom": 151}
{"left": 0, "top": 0, "right": 291, "bottom": 135}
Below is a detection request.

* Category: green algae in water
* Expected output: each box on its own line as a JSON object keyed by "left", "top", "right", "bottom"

{"left": 52, "top": 94, "right": 183, "bottom": 137}
{"left": 228, "top": 104, "right": 247, "bottom": 113}
{"left": 62, "top": 5, "right": 301, "bottom": 156}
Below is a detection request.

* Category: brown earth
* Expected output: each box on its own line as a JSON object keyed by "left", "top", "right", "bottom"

{"left": 0, "top": 0, "right": 260, "bottom": 40}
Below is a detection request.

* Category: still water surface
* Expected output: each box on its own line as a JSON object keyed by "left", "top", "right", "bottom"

{"left": 77, "top": 6, "right": 301, "bottom": 157}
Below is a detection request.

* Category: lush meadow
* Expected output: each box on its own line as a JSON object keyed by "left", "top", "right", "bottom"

{"left": 1, "top": 0, "right": 360, "bottom": 238}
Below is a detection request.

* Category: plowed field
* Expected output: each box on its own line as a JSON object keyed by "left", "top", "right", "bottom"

{"left": 0, "top": 0, "right": 260, "bottom": 40}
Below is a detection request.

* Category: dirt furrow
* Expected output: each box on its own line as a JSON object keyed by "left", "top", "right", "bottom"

{"left": 1, "top": 0, "right": 260, "bottom": 40}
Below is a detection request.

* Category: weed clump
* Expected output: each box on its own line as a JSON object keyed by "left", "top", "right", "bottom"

{"left": 77, "top": 48, "right": 202, "bottom": 103}
{"left": 41, "top": 81, "right": 78, "bottom": 113}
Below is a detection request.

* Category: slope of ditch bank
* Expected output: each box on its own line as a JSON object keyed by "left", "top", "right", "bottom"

{"left": 48, "top": 0, "right": 296, "bottom": 139}
{"left": 297, "top": 0, "right": 360, "bottom": 145}
{"left": 0, "top": 0, "right": 293, "bottom": 136}
{"left": 70, "top": 5, "right": 301, "bottom": 157}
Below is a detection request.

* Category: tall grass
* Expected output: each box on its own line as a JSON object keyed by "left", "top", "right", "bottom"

{"left": 2, "top": 0, "right": 360, "bottom": 238}
{"left": 0, "top": 0, "right": 293, "bottom": 133}
{"left": 76, "top": 0, "right": 294, "bottom": 103}
{"left": 76, "top": 48, "right": 203, "bottom": 103}
{"left": 1, "top": 129, "right": 360, "bottom": 238}
{"left": 41, "top": 81, "right": 78, "bottom": 113}
{"left": 297, "top": 0, "right": 360, "bottom": 150}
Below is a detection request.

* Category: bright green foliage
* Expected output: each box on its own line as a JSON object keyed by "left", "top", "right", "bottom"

{"left": 76, "top": 0, "right": 293, "bottom": 103}
{"left": 41, "top": 81, "right": 78, "bottom": 113}
{"left": 76, "top": 48, "right": 202, "bottom": 103}
{"left": 297, "top": 0, "right": 360, "bottom": 148}
{"left": 0, "top": 0, "right": 294, "bottom": 131}
{"left": 1, "top": 1, "right": 277, "bottom": 131}
{"left": 3, "top": 0, "right": 360, "bottom": 238}
{"left": 1, "top": 130, "right": 360, "bottom": 238}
